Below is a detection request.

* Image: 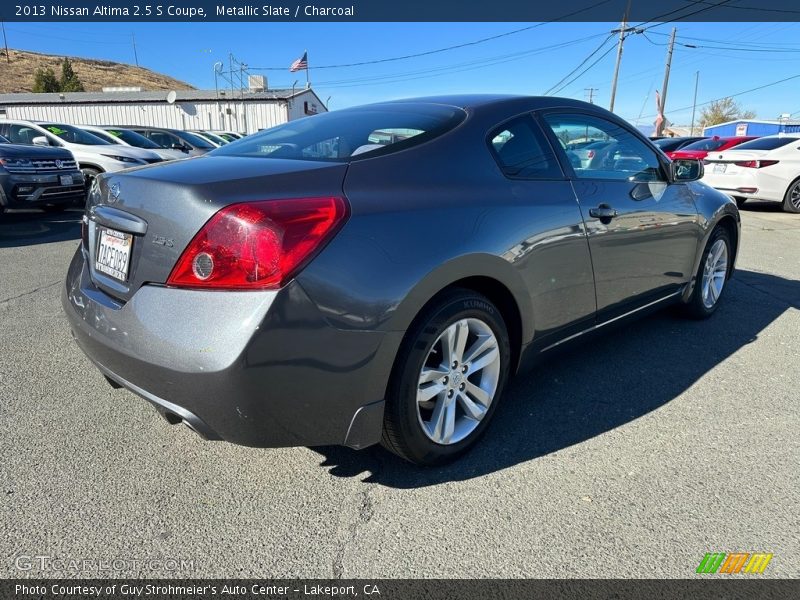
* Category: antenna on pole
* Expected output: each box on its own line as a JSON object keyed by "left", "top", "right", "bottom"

{"left": 131, "top": 32, "right": 139, "bottom": 66}
{"left": 1, "top": 21, "right": 10, "bottom": 65}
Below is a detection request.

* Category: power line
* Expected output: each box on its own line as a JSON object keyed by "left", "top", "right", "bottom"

{"left": 543, "top": 35, "right": 615, "bottom": 95}
{"left": 248, "top": 0, "right": 614, "bottom": 71}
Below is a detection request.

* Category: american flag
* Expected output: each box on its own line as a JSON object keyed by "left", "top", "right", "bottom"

{"left": 289, "top": 52, "right": 308, "bottom": 72}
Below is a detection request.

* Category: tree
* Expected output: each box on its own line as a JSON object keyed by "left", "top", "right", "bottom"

{"left": 32, "top": 67, "right": 60, "bottom": 93}
{"left": 59, "top": 57, "right": 84, "bottom": 92}
{"left": 700, "top": 97, "right": 756, "bottom": 128}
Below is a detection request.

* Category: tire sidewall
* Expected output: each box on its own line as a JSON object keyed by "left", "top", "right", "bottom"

{"left": 784, "top": 179, "right": 800, "bottom": 214}
{"left": 390, "top": 291, "right": 511, "bottom": 465}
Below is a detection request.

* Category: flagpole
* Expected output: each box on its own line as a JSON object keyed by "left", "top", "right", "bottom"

{"left": 305, "top": 49, "right": 310, "bottom": 89}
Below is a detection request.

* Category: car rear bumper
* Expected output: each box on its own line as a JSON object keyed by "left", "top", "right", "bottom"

{"left": 702, "top": 169, "right": 783, "bottom": 202}
{"left": 62, "top": 246, "right": 398, "bottom": 449}
{"left": 0, "top": 171, "right": 85, "bottom": 207}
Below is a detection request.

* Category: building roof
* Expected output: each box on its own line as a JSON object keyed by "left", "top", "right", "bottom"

{"left": 0, "top": 88, "right": 312, "bottom": 105}
{"left": 706, "top": 118, "right": 800, "bottom": 128}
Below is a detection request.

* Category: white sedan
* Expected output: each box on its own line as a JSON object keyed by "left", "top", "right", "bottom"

{"left": 701, "top": 134, "right": 800, "bottom": 213}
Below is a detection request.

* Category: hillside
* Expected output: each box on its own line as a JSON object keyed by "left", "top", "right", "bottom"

{"left": 0, "top": 49, "right": 195, "bottom": 93}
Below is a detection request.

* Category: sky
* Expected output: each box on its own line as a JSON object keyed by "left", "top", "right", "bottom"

{"left": 3, "top": 21, "right": 800, "bottom": 126}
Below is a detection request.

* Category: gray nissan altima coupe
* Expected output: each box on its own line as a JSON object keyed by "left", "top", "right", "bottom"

{"left": 63, "top": 95, "right": 740, "bottom": 465}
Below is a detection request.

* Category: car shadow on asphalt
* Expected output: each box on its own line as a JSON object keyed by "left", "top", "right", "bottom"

{"left": 0, "top": 208, "right": 82, "bottom": 248}
{"left": 310, "top": 269, "right": 799, "bottom": 488}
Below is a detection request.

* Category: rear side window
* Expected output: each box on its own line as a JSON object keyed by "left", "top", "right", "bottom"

{"left": 488, "top": 116, "right": 562, "bottom": 180}
{"left": 212, "top": 103, "right": 465, "bottom": 162}
{"left": 732, "top": 137, "right": 797, "bottom": 151}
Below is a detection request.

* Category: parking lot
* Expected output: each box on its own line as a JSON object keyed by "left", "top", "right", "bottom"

{"left": 0, "top": 204, "right": 798, "bottom": 578}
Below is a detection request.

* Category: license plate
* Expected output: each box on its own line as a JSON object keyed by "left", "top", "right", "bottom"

{"left": 59, "top": 175, "right": 73, "bottom": 185}
{"left": 95, "top": 227, "right": 133, "bottom": 282}
{"left": 713, "top": 163, "right": 727, "bottom": 174}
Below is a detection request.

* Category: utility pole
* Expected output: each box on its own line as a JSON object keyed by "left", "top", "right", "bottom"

{"left": 131, "top": 33, "right": 139, "bottom": 66}
{"left": 1, "top": 21, "right": 10, "bottom": 65}
{"left": 608, "top": 0, "right": 632, "bottom": 113}
{"left": 656, "top": 27, "right": 677, "bottom": 137}
{"left": 585, "top": 88, "right": 598, "bottom": 104}
{"left": 690, "top": 71, "right": 700, "bottom": 135}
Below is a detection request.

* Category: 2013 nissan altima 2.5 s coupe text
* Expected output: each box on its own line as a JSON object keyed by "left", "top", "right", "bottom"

{"left": 62, "top": 95, "right": 740, "bottom": 465}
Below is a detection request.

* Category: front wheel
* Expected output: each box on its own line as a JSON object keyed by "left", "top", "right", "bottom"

{"left": 783, "top": 179, "right": 800, "bottom": 214}
{"left": 682, "top": 226, "right": 732, "bottom": 319}
{"left": 381, "top": 289, "right": 511, "bottom": 465}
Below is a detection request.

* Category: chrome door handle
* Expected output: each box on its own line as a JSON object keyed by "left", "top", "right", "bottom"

{"left": 589, "top": 205, "right": 618, "bottom": 220}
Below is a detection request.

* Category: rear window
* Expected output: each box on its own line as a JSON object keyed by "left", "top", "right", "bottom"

{"left": 732, "top": 137, "right": 798, "bottom": 151}
{"left": 212, "top": 103, "right": 465, "bottom": 162}
{"left": 653, "top": 138, "right": 694, "bottom": 152}
{"left": 680, "top": 138, "right": 727, "bottom": 152}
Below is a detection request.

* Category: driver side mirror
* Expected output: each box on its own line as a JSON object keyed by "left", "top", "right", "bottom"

{"left": 170, "top": 143, "right": 189, "bottom": 152}
{"left": 671, "top": 158, "right": 703, "bottom": 182}
{"left": 32, "top": 136, "right": 50, "bottom": 147}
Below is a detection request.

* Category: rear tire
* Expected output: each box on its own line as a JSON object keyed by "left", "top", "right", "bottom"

{"left": 783, "top": 179, "right": 800, "bottom": 214}
{"left": 682, "top": 226, "right": 732, "bottom": 319}
{"left": 381, "top": 289, "right": 511, "bottom": 466}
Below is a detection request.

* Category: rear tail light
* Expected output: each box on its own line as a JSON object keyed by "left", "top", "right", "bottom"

{"left": 733, "top": 160, "right": 779, "bottom": 168}
{"left": 167, "top": 197, "right": 348, "bottom": 290}
{"left": 587, "top": 150, "right": 595, "bottom": 159}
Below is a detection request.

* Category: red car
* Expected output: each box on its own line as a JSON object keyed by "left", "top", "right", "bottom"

{"left": 666, "top": 136, "right": 757, "bottom": 160}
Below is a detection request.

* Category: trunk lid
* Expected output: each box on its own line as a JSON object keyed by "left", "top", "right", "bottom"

{"left": 86, "top": 155, "right": 348, "bottom": 303}
{"left": 703, "top": 149, "right": 771, "bottom": 177}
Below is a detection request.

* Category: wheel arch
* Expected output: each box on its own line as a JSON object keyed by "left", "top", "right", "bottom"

{"left": 386, "top": 255, "right": 532, "bottom": 378}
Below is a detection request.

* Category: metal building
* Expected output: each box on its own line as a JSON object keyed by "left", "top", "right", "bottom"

{"left": 0, "top": 88, "right": 327, "bottom": 134}
{"left": 703, "top": 119, "right": 800, "bottom": 137}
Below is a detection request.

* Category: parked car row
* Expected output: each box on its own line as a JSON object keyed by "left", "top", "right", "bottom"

{"left": 0, "top": 119, "right": 247, "bottom": 216}
{"left": 648, "top": 134, "right": 800, "bottom": 213}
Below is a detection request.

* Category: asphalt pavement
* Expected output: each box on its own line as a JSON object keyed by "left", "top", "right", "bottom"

{"left": 0, "top": 203, "right": 797, "bottom": 578}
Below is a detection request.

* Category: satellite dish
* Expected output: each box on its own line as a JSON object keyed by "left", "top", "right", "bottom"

{"left": 166, "top": 91, "right": 177, "bottom": 104}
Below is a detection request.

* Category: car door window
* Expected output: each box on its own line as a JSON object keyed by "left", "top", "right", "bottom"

{"left": 488, "top": 116, "right": 562, "bottom": 180}
{"left": 542, "top": 114, "right": 664, "bottom": 182}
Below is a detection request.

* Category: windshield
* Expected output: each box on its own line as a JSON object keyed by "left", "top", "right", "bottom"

{"left": 212, "top": 103, "right": 466, "bottom": 162}
{"left": 177, "top": 131, "right": 216, "bottom": 149}
{"left": 679, "top": 138, "right": 727, "bottom": 152}
{"left": 41, "top": 123, "right": 110, "bottom": 145}
{"left": 105, "top": 128, "right": 162, "bottom": 149}
{"left": 732, "top": 137, "right": 798, "bottom": 151}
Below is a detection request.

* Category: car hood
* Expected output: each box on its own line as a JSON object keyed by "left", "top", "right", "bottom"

{"left": 99, "top": 145, "right": 162, "bottom": 161}
{"left": 61, "top": 142, "right": 147, "bottom": 159}
{"left": 0, "top": 143, "right": 74, "bottom": 159}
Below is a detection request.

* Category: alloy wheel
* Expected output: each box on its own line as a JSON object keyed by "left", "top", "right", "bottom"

{"left": 416, "top": 318, "right": 500, "bottom": 445}
{"left": 701, "top": 238, "right": 728, "bottom": 309}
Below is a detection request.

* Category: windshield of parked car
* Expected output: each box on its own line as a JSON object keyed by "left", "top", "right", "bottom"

{"left": 40, "top": 123, "right": 111, "bottom": 145}
{"left": 731, "top": 137, "right": 798, "bottom": 151}
{"left": 679, "top": 138, "right": 728, "bottom": 152}
{"left": 211, "top": 103, "right": 466, "bottom": 161}
{"left": 177, "top": 131, "right": 216, "bottom": 149}
{"left": 105, "top": 128, "right": 162, "bottom": 149}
